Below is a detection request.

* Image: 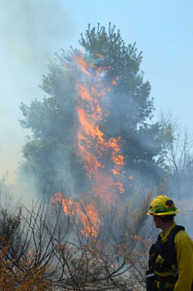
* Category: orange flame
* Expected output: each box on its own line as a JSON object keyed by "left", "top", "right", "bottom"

{"left": 52, "top": 53, "right": 126, "bottom": 238}
{"left": 97, "top": 54, "right": 105, "bottom": 58}
{"left": 112, "top": 78, "right": 117, "bottom": 86}
{"left": 75, "top": 52, "right": 124, "bottom": 180}
{"left": 52, "top": 192, "right": 100, "bottom": 238}
{"left": 75, "top": 53, "right": 125, "bottom": 203}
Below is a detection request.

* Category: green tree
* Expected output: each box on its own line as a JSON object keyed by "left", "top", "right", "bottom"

{"left": 20, "top": 23, "right": 168, "bottom": 198}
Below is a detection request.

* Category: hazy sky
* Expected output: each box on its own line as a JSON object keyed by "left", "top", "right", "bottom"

{"left": 0, "top": 0, "right": 193, "bottom": 184}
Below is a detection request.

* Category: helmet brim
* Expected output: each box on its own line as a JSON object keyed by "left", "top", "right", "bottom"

{"left": 147, "top": 209, "right": 180, "bottom": 216}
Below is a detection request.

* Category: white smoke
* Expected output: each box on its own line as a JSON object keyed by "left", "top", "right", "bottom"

{"left": 0, "top": 0, "right": 75, "bottom": 64}
{"left": 0, "top": 0, "right": 76, "bottom": 201}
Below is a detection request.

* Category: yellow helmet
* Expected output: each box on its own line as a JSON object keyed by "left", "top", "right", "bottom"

{"left": 147, "top": 195, "right": 180, "bottom": 216}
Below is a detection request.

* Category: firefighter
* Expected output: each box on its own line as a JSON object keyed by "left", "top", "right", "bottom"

{"left": 146, "top": 195, "right": 193, "bottom": 291}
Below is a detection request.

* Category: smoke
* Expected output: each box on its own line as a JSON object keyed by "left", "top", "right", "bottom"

{"left": 0, "top": 0, "right": 76, "bottom": 202}
{"left": 0, "top": 0, "right": 74, "bottom": 64}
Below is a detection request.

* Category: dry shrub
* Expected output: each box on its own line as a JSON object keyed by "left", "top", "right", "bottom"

{"left": 0, "top": 246, "right": 50, "bottom": 291}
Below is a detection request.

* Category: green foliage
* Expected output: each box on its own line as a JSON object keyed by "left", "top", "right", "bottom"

{"left": 80, "top": 23, "right": 152, "bottom": 126}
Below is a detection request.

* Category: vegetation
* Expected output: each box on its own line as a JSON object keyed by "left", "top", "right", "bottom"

{"left": 0, "top": 185, "right": 152, "bottom": 290}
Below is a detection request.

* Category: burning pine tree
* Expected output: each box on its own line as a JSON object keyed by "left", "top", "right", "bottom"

{"left": 20, "top": 23, "right": 167, "bottom": 200}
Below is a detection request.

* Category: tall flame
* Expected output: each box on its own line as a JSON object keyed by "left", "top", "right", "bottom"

{"left": 75, "top": 53, "right": 124, "bottom": 204}
{"left": 52, "top": 52, "right": 125, "bottom": 238}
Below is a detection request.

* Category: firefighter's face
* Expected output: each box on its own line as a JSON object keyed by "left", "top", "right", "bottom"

{"left": 153, "top": 215, "right": 162, "bottom": 228}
